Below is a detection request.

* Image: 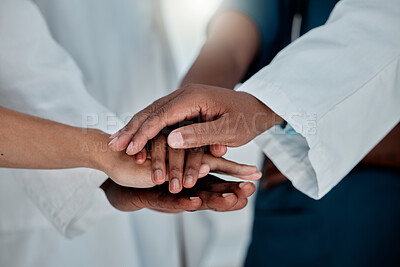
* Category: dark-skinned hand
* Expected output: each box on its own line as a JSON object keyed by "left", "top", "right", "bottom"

{"left": 101, "top": 174, "right": 256, "bottom": 213}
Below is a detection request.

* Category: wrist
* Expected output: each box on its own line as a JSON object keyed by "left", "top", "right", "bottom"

{"left": 79, "top": 129, "right": 114, "bottom": 173}
{"left": 246, "top": 92, "right": 283, "bottom": 135}
{"left": 259, "top": 105, "right": 283, "bottom": 134}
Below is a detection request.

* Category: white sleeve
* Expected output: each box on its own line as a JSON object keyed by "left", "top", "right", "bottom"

{"left": 239, "top": 0, "right": 400, "bottom": 199}
{"left": 0, "top": 0, "right": 123, "bottom": 237}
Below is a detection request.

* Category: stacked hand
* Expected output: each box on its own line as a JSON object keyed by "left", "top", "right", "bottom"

{"left": 102, "top": 175, "right": 256, "bottom": 213}
{"left": 108, "top": 85, "right": 281, "bottom": 200}
{"left": 92, "top": 129, "right": 261, "bottom": 213}
{"left": 102, "top": 84, "right": 283, "bottom": 212}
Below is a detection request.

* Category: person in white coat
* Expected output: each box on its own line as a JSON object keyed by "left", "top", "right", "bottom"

{"left": 0, "top": 1, "right": 258, "bottom": 266}
{"left": 110, "top": 0, "right": 400, "bottom": 265}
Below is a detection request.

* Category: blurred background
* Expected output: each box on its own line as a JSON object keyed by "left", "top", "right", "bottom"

{"left": 161, "top": 0, "right": 223, "bottom": 77}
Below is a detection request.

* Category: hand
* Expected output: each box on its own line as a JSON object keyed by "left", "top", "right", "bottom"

{"left": 133, "top": 124, "right": 212, "bottom": 192}
{"left": 101, "top": 175, "right": 256, "bottom": 213}
{"left": 91, "top": 129, "right": 261, "bottom": 189}
{"left": 135, "top": 130, "right": 260, "bottom": 194}
{"left": 108, "top": 84, "right": 282, "bottom": 154}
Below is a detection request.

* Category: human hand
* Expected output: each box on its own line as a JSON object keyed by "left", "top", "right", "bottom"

{"left": 101, "top": 174, "right": 256, "bottom": 213}
{"left": 133, "top": 124, "right": 261, "bottom": 194}
{"left": 91, "top": 130, "right": 260, "bottom": 189}
{"left": 132, "top": 122, "right": 211, "bottom": 192}
{"left": 108, "top": 84, "right": 282, "bottom": 154}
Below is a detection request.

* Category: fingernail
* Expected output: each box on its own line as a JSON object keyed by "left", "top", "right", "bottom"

{"left": 239, "top": 182, "right": 247, "bottom": 189}
{"left": 136, "top": 151, "right": 143, "bottom": 161}
{"left": 171, "top": 178, "right": 180, "bottom": 192}
{"left": 190, "top": 197, "right": 200, "bottom": 201}
{"left": 109, "top": 132, "right": 119, "bottom": 139}
{"left": 108, "top": 136, "right": 118, "bottom": 145}
{"left": 184, "top": 175, "right": 194, "bottom": 187}
{"left": 126, "top": 142, "right": 134, "bottom": 154}
{"left": 168, "top": 132, "right": 184, "bottom": 148}
{"left": 153, "top": 169, "right": 164, "bottom": 183}
{"left": 222, "top": 193, "right": 234, "bottom": 198}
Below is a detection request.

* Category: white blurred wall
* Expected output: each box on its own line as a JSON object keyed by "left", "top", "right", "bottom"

{"left": 161, "top": 0, "right": 223, "bottom": 77}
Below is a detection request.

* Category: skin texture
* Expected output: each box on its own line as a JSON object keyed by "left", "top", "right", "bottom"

{"left": 0, "top": 106, "right": 260, "bottom": 187}
{"left": 109, "top": 11, "right": 265, "bottom": 193}
{"left": 0, "top": 106, "right": 260, "bottom": 212}
{"left": 109, "top": 84, "right": 282, "bottom": 156}
{"left": 109, "top": 8, "right": 400, "bottom": 197}
{"left": 101, "top": 175, "right": 256, "bottom": 213}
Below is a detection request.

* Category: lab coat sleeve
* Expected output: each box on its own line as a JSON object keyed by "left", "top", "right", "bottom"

{"left": 239, "top": 0, "right": 400, "bottom": 199}
{"left": 0, "top": 0, "right": 123, "bottom": 237}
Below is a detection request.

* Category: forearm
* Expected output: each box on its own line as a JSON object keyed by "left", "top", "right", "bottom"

{"left": 181, "top": 11, "right": 260, "bottom": 88}
{"left": 0, "top": 106, "right": 107, "bottom": 170}
{"left": 181, "top": 42, "right": 244, "bottom": 89}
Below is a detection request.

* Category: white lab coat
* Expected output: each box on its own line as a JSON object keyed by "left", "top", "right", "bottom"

{"left": 0, "top": 0, "right": 255, "bottom": 266}
{"left": 240, "top": 0, "right": 400, "bottom": 199}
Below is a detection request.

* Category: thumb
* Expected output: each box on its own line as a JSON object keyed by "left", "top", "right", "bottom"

{"left": 167, "top": 120, "right": 228, "bottom": 149}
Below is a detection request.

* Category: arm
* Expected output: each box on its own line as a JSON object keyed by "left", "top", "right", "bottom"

{"left": 0, "top": 106, "right": 108, "bottom": 170}
{"left": 0, "top": 106, "right": 259, "bottom": 215}
{"left": 0, "top": 0, "right": 122, "bottom": 236}
{"left": 181, "top": 10, "right": 260, "bottom": 89}
{"left": 110, "top": 11, "right": 262, "bottom": 193}
{"left": 110, "top": 0, "right": 400, "bottom": 200}
{"left": 0, "top": 0, "right": 262, "bottom": 237}
{"left": 0, "top": 105, "right": 260, "bottom": 182}
{"left": 0, "top": 106, "right": 258, "bottom": 213}
{"left": 237, "top": 0, "right": 400, "bottom": 198}
{"left": 0, "top": 106, "right": 158, "bottom": 188}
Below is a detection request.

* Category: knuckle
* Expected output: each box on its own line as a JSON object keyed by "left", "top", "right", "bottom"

{"left": 157, "top": 106, "right": 167, "bottom": 117}
{"left": 225, "top": 133, "right": 238, "bottom": 146}
{"left": 169, "top": 166, "right": 183, "bottom": 174}
{"left": 151, "top": 139, "right": 165, "bottom": 152}
{"left": 191, "top": 127, "right": 207, "bottom": 144}
{"left": 152, "top": 158, "right": 164, "bottom": 167}
{"left": 185, "top": 165, "right": 199, "bottom": 173}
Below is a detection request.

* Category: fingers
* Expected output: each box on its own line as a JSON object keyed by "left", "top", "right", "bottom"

{"left": 196, "top": 190, "right": 239, "bottom": 211}
{"left": 183, "top": 147, "right": 204, "bottom": 189}
{"left": 202, "top": 154, "right": 262, "bottom": 181}
{"left": 108, "top": 112, "right": 152, "bottom": 152}
{"left": 102, "top": 176, "right": 254, "bottom": 213}
{"left": 126, "top": 95, "right": 202, "bottom": 155}
{"left": 155, "top": 193, "right": 202, "bottom": 211}
{"left": 181, "top": 175, "right": 255, "bottom": 211}
{"left": 109, "top": 132, "right": 138, "bottom": 152}
{"left": 206, "top": 181, "right": 256, "bottom": 199}
{"left": 167, "top": 118, "right": 229, "bottom": 149}
{"left": 151, "top": 134, "right": 167, "bottom": 185}
{"left": 198, "top": 164, "right": 211, "bottom": 178}
{"left": 103, "top": 179, "right": 203, "bottom": 212}
{"left": 134, "top": 148, "right": 147, "bottom": 164}
{"left": 194, "top": 180, "right": 255, "bottom": 211}
{"left": 108, "top": 89, "right": 185, "bottom": 152}
{"left": 209, "top": 145, "right": 227, "bottom": 157}
{"left": 224, "top": 198, "right": 249, "bottom": 212}
{"left": 168, "top": 148, "right": 185, "bottom": 194}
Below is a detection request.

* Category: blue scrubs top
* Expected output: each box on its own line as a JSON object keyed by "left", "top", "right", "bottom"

{"left": 219, "top": 0, "right": 340, "bottom": 78}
